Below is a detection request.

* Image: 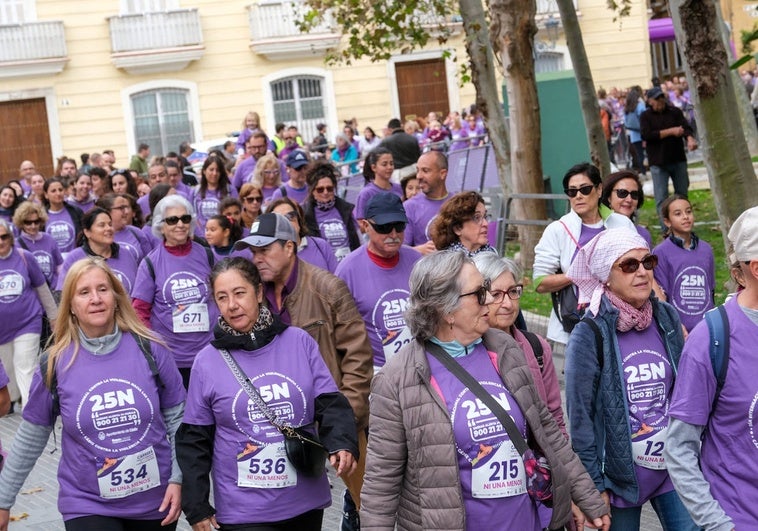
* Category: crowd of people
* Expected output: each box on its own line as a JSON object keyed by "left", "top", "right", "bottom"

{"left": 0, "top": 105, "right": 754, "bottom": 531}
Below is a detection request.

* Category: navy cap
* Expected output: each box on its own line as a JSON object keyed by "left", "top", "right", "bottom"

{"left": 286, "top": 150, "right": 309, "bottom": 169}
{"left": 234, "top": 213, "right": 297, "bottom": 249}
{"left": 646, "top": 87, "right": 664, "bottom": 100}
{"left": 365, "top": 192, "right": 408, "bottom": 224}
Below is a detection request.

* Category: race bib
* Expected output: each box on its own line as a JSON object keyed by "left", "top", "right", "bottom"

{"left": 334, "top": 246, "right": 350, "bottom": 261}
{"left": 0, "top": 273, "right": 23, "bottom": 298}
{"left": 471, "top": 440, "right": 526, "bottom": 498}
{"left": 236, "top": 441, "right": 297, "bottom": 489}
{"left": 631, "top": 425, "right": 668, "bottom": 470}
{"left": 96, "top": 446, "right": 160, "bottom": 499}
{"left": 382, "top": 326, "right": 412, "bottom": 361}
{"left": 172, "top": 302, "right": 209, "bottom": 333}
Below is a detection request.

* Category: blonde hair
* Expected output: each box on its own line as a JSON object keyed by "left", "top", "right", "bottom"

{"left": 251, "top": 153, "right": 281, "bottom": 189}
{"left": 46, "top": 257, "right": 160, "bottom": 387}
{"left": 13, "top": 201, "right": 48, "bottom": 229}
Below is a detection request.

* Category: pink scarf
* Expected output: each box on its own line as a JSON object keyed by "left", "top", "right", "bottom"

{"left": 604, "top": 290, "right": 653, "bottom": 332}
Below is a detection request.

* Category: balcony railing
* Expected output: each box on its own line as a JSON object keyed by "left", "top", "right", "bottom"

{"left": 0, "top": 20, "right": 68, "bottom": 78}
{"left": 247, "top": 1, "right": 340, "bottom": 60}
{"left": 536, "top": 0, "right": 579, "bottom": 20}
{"left": 107, "top": 8, "right": 204, "bottom": 74}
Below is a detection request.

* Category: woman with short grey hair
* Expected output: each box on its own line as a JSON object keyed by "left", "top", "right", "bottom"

{"left": 133, "top": 194, "right": 215, "bottom": 389}
{"left": 362, "top": 250, "right": 610, "bottom": 531}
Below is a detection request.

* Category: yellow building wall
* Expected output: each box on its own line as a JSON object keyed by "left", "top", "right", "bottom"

{"left": 2, "top": 0, "right": 476, "bottom": 169}
{"left": 722, "top": 0, "right": 758, "bottom": 63}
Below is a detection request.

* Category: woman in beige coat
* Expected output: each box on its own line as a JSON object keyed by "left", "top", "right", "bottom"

{"left": 361, "top": 251, "right": 611, "bottom": 531}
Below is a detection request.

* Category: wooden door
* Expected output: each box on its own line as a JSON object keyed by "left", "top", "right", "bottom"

{"left": 395, "top": 58, "right": 450, "bottom": 122}
{"left": 0, "top": 98, "right": 52, "bottom": 184}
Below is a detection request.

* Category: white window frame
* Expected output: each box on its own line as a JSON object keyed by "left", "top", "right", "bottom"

{"left": 119, "top": 0, "right": 178, "bottom": 14}
{"left": 387, "top": 49, "right": 459, "bottom": 119}
{"left": 262, "top": 67, "right": 337, "bottom": 141}
{"left": 0, "top": 0, "right": 36, "bottom": 23}
{"left": 121, "top": 79, "right": 202, "bottom": 157}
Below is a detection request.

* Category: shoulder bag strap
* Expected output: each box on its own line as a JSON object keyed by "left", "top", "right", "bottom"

{"left": 558, "top": 220, "right": 581, "bottom": 250}
{"left": 425, "top": 341, "right": 528, "bottom": 456}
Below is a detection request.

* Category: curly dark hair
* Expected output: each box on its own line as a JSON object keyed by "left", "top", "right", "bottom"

{"left": 305, "top": 159, "right": 339, "bottom": 199}
{"left": 431, "top": 191, "right": 484, "bottom": 250}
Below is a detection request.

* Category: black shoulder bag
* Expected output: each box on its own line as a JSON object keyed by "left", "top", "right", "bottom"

{"left": 218, "top": 348, "right": 328, "bottom": 478}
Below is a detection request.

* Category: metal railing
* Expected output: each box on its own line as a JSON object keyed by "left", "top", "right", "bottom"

{"left": 247, "top": 0, "right": 335, "bottom": 41}
{"left": 0, "top": 20, "right": 67, "bottom": 62}
{"left": 107, "top": 9, "right": 203, "bottom": 53}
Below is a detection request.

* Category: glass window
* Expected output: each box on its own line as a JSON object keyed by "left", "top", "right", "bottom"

{"left": 270, "top": 75, "right": 326, "bottom": 139}
{"left": 0, "top": 0, "right": 27, "bottom": 24}
{"left": 131, "top": 88, "right": 193, "bottom": 156}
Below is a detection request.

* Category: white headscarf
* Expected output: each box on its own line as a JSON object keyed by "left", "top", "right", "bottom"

{"left": 567, "top": 228, "right": 649, "bottom": 315}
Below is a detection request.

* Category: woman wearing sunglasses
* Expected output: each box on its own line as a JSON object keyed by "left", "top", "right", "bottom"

{"left": 302, "top": 159, "right": 361, "bottom": 262}
{"left": 132, "top": 195, "right": 217, "bottom": 389}
{"left": 12, "top": 202, "right": 63, "bottom": 289}
{"left": 362, "top": 250, "right": 611, "bottom": 531}
{"left": 601, "top": 170, "right": 652, "bottom": 248}
{"left": 533, "top": 163, "right": 634, "bottom": 345}
{"left": 564, "top": 228, "right": 697, "bottom": 531}
{"left": 239, "top": 183, "right": 263, "bottom": 229}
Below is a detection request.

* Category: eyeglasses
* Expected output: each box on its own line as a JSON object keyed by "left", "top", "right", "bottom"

{"left": 111, "top": 205, "right": 131, "bottom": 212}
{"left": 614, "top": 188, "right": 641, "bottom": 201}
{"left": 23, "top": 219, "right": 41, "bottom": 226}
{"left": 616, "top": 254, "right": 658, "bottom": 274}
{"left": 564, "top": 184, "right": 596, "bottom": 198}
{"left": 282, "top": 211, "right": 298, "bottom": 221}
{"left": 471, "top": 211, "right": 491, "bottom": 224}
{"left": 369, "top": 221, "right": 406, "bottom": 234}
{"left": 244, "top": 196, "right": 263, "bottom": 203}
{"left": 315, "top": 185, "right": 335, "bottom": 194}
{"left": 164, "top": 214, "right": 192, "bottom": 226}
{"left": 263, "top": 170, "right": 280, "bottom": 176}
{"left": 459, "top": 278, "right": 492, "bottom": 306}
{"left": 0, "top": 233, "right": 11, "bottom": 241}
{"left": 248, "top": 144, "right": 267, "bottom": 151}
{"left": 490, "top": 285, "right": 524, "bottom": 303}
{"left": 284, "top": 137, "right": 295, "bottom": 141}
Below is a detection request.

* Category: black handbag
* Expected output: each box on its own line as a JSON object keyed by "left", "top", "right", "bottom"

{"left": 425, "top": 341, "right": 553, "bottom": 506}
{"left": 551, "top": 277, "right": 583, "bottom": 333}
{"left": 218, "top": 348, "right": 328, "bottom": 478}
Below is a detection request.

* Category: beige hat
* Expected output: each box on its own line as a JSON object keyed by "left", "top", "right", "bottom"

{"left": 728, "top": 206, "right": 758, "bottom": 262}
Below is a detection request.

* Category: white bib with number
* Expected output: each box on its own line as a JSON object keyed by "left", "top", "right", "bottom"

{"left": 0, "top": 273, "right": 23, "bottom": 297}
{"left": 237, "top": 442, "right": 297, "bottom": 489}
{"left": 172, "top": 302, "right": 209, "bottom": 333}
{"left": 632, "top": 426, "right": 668, "bottom": 470}
{"left": 382, "top": 326, "right": 412, "bottom": 362}
{"left": 97, "top": 446, "right": 160, "bottom": 499}
{"left": 471, "top": 440, "right": 526, "bottom": 498}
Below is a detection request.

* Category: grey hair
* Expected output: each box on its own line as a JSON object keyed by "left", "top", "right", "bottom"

{"left": 151, "top": 194, "right": 196, "bottom": 239}
{"left": 335, "top": 132, "right": 349, "bottom": 143}
{"left": 0, "top": 219, "right": 14, "bottom": 246}
{"left": 405, "top": 250, "right": 470, "bottom": 341}
{"left": 473, "top": 253, "right": 522, "bottom": 285}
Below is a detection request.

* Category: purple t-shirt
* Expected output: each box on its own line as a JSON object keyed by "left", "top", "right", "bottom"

{"left": 0, "top": 248, "right": 45, "bottom": 344}
{"left": 137, "top": 194, "right": 151, "bottom": 222}
{"left": 336, "top": 246, "right": 421, "bottom": 367}
{"left": 17, "top": 233, "right": 63, "bottom": 288}
{"left": 58, "top": 247, "right": 139, "bottom": 295}
{"left": 298, "top": 236, "right": 338, "bottom": 273}
{"left": 192, "top": 186, "right": 238, "bottom": 238}
{"left": 22, "top": 334, "right": 185, "bottom": 521}
{"left": 314, "top": 207, "right": 352, "bottom": 262}
{"left": 46, "top": 208, "right": 78, "bottom": 254}
{"left": 653, "top": 237, "right": 715, "bottom": 331}
{"left": 115, "top": 226, "right": 152, "bottom": 264}
{"left": 427, "top": 344, "right": 540, "bottom": 531}
{"left": 609, "top": 326, "right": 674, "bottom": 507}
{"left": 354, "top": 182, "right": 403, "bottom": 219}
{"left": 636, "top": 225, "right": 653, "bottom": 249}
{"left": 231, "top": 157, "right": 258, "bottom": 191}
{"left": 668, "top": 298, "right": 758, "bottom": 528}
{"left": 132, "top": 243, "right": 217, "bottom": 368}
{"left": 403, "top": 192, "right": 451, "bottom": 246}
{"left": 67, "top": 197, "right": 95, "bottom": 213}
{"left": 183, "top": 328, "right": 337, "bottom": 524}
{"left": 270, "top": 183, "right": 309, "bottom": 205}
{"left": 449, "top": 127, "right": 470, "bottom": 152}
{"left": 141, "top": 224, "right": 162, "bottom": 250}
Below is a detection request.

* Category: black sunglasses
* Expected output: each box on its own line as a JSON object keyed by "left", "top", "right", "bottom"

{"left": 0, "top": 233, "right": 11, "bottom": 241}
{"left": 369, "top": 221, "right": 406, "bottom": 234}
{"left": 616, "top": 254, "right": 658, "bottom": 274}
{"left": 614, "top": 189, "right": 641, "bottom": 201}
{"left": 164, "top": 214, "right": 192, "bottom": 226}
{"left": 564, "top": 184, "right": 596, "bottom": 198}
{"left": 459, "top": 278, "right": 491, "bottom": 306}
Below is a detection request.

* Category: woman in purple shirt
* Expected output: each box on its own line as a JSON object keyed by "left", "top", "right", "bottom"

{"left": 0, "top": 257, "right": 185, "bottom": 531}
{"left": 176, "top": 258, "right": 358, "bottom": 530}
{"left": 13, "top": 202, "right": 63, "bottom": 289}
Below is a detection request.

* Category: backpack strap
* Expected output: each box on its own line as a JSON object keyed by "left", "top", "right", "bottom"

{"left": 131, "top": 332, "right": 163, "bottom": 389}
{"left": 279, "top": 185, "right": 288, "bottom": 198}
{"left": 582, "top": 317, "right": 605, "bottom": 370}
{"left": 705, "top": 305, "right": 730, "bottom": 415}
{"left": 144, "top": 256, "right": 155, "bottom": 281}
{"left": 521, "top": 330, "right": 544, "bottom": 370}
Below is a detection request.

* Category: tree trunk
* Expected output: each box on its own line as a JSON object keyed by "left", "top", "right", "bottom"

{"left": 713, "top": 0, "right": 758, "bottom": 155}
{"left": 459, "top": 0, "right": 512, "bottom": 197}
{"left": 555, "top": 0, "right": 611, "bottom": 176}
{"left": 671, "top": 0, "right": 758, "bottom": 254}
{"left": 488, "top": 0, "right": 547, "bottom": 269}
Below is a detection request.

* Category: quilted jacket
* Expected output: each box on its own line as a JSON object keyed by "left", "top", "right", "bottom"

{"left": 565, "top": 295, "right": 684, "bottom": 504}
{"left": 361, "top": 328, "right": 608, "bottom": 530}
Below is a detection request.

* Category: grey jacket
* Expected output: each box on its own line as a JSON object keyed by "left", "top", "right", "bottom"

{"left": 361, "top": 328, "right": 608, "bottom": 530}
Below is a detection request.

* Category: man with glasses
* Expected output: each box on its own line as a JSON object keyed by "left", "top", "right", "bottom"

{"left": 235, "top": 212, "right": 372, "bottom": 531}
{"left": 232, "top": 132, "right": 287, "bottom": 192}
{"left": 278, "top": 125, "right": 303, "bottom": 161}
{"left": 18, "top": 160, "right": 37, "bottom": 197}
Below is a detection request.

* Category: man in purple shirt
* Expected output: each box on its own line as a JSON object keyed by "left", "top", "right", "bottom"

{"left": 231, "top": 132, "right": 287, "bottom": 191}
{"left": 270, "top": 150, "right": 310, "bottom": 204}
{"left": 666, "top": 206, "right": 758, "bottom": 530}
{"left": 403, "top": 150, "right": 452, "bottom": 255}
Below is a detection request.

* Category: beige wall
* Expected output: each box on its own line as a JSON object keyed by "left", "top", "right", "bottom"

{"left": 722, "top": 0, "right": 758, "bottom": 64}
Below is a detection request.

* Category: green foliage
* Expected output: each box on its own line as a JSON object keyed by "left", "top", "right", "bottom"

{"left": 605, "top": 0, "right": 633, "bottom": 23}
{"left": 731, "top": 26, "right": 758, "bottom": 70}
